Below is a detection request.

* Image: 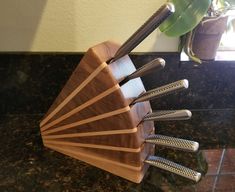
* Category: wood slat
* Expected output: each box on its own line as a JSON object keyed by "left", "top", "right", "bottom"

{"left": 45, "top": 144, "right": 153, "bottom": 183}
{"left": 42, "top": 106, "right": 130, "bottom": 135}
{"left": 45, "top": 143, "right": 154, "bottom": 167}
{"left": 40, "top": 85, "right": 120, "bottom": 132}
{"left": 44, "top": 141, "right": 141, "bottom": 153}
{"left": 41, "top": 102, "right": 150, "bottom": 136}
{"left": 40, "top": 41, "right": 155, "bottom": 183}
{"left": 43, "top": 121, "right": 154, "bottom": 149}
{"left": 41, "top": 42, "right": 136, "bottom": 128}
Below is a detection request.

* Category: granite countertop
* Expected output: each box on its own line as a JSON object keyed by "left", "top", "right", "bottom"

{"left": 1, "top": 54, "right": 235, "bottom": 191}
{"left": 0, "top": 115, "right": 207, "bottom": 192}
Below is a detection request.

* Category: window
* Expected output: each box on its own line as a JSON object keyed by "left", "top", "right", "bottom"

{"left": 219, "top": 10, "right": 235, "bottom": 50}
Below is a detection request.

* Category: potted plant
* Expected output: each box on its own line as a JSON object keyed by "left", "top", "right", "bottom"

{"left": 159, "top": 0, "right": 235, "bottom": 64}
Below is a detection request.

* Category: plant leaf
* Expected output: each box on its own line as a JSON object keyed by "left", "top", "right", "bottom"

{"left": 160, "top": 0, "right": 212, "bottom": 36}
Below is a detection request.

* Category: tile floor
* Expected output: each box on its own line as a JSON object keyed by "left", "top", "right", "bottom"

{"left": 197, "top": 148, "right": 235, "bottom": 192}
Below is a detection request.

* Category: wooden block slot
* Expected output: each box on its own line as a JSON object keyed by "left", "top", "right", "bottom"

{"left": 40, "top": 41, "right": 155, "bottom": 183}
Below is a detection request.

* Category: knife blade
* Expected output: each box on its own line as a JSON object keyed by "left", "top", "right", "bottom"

{"left": 132, "top": 79, "right": 189, "bottom": 104}
{"left": 110, "top": 3, "right": 175, "bottom": 63}
{"left": 143, "top": 110, "right": 192, "bottom": 121}
{"left": 145, "top": 156, "right": 201, "bottom": 182}
{"left": 119, "top": 58, "right": 165, "bottom": 85}
{"left": 145, "top": 134, "right": 199, "bottom": 152}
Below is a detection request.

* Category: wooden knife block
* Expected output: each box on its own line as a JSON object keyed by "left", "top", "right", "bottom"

{"left": 39, "top": 41, "right": 155, "bottom": 183}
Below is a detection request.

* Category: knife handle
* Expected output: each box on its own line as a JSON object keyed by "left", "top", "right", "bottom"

{"left": 145, "top": 134, "right": 199, "bottom": 152}
{"left": 132, "top": 79, "right": 189, "bottom": 104}
{"left": 143, "top": 110, "right": 192, "bottom": 121}
{"left": 120, "top": 58, "right": 165, "bottom": 85}
{"left": 111, "top": 3, "right": 175, "bottom": 62}
{"left": 145, "top": 156, "right": 201, "bottom": 182}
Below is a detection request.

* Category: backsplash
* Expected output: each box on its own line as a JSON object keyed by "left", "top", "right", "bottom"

{"left": 0, "top": 54, "right": 80, "bottom": 114}
{"left": 0, "top": 53, "right": 235, "bottom": 149}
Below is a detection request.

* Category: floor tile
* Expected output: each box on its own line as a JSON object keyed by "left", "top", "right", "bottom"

{"left": 195, "top": 176, "right": 216, "bottom": 192}
{"left": 221, "top": 148, "right": 235, "bottom": 173}
{"left": 215, "top": 175, "right": 235, "bottom": 191}
{"left": 203, "top": 150, "right": 223, "bottom": 175}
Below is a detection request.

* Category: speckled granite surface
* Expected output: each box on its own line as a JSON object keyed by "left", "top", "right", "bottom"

{"left": 0, "top": 54, "right": 80, "bottom": 114}
{"left": 156, "top": 109, "right": 235, "bottom": 149}
{"left": 1, "top": 54, "right": 235, "bottom": 113}
{"left": 0, "top": 53, "right": 234, "bottom": 148}
{"left": 0, "top": 53, "right": 235, "bottom": 191}
{"left": 0, "top": 115, "right": 206, "bottom": 192}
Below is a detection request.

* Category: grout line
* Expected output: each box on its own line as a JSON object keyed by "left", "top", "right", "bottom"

{"left": 206, "top": 172, "right": 235, "bottom": 176}
{"left": 219, "top": 172, "right": 235, "bottom": 176}
{"left": 212, "top": 149, "right": 226, "bottom": 192}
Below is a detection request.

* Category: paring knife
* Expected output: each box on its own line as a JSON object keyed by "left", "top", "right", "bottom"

{"left": 119, "top": 58, "right": 165, "bottom": 85}
{"left": 143, "top": 110, "right": 192, "bottom": 121}
{"left": 145, "top": 156, "right": 201, "bottom": 182}
{"left": 145, "top": 134, "right": 199, "bottom": 152}
{"left": 132, "top": 79, "right": 189, "bottom": 104}
{"left": 110, "top": 3, "right": 175, "bottom": 63}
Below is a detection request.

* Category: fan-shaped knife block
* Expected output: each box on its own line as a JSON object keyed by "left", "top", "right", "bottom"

{"left": 40, "top": 41, "right": 155, "bottom": 183}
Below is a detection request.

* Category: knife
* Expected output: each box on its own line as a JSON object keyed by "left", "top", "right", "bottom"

{"left": 143, "top": 110, "right": 192, "bottom": 121}
{"left": 145, "top": 134, "right": 199, "bottom": 152}
{"left": 145, "top": 156, "right": 201, "bottom": 182}
{"left": 110, "top": 3, "right": 175, "bottom": 63}
{"left": 132, "top": 79, "right": 189, "bottom": 104}
{"left": 119, "top": 58, "right": 165, "bottom": 85}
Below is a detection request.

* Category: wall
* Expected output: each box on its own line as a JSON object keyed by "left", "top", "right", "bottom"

{"left": 0, "top": 0, "right": 178, "bottom": 52}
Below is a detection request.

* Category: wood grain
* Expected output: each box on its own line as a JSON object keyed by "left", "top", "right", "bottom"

{"left": 40, "top": 41, "right": 155, "bottom": 183}
{"left": 43, "top": 121, "right": 154, "bottom": 148}
{"left": 44, "top": 143, "right": 154, "bottom": 167}
{"left": 40, "top": 42, "right": 136, "bottom": 128}
{"left": 40, "top": 85, "right": 120, "bottom": 132}
{"left": 41, "top": 102, "right": 150, "bottom": 136}
{"left": 45, "top": 143, "right": 154, "bottom": 183}
{"left": 41, "top": 69, "right": 147, "bottom": 134}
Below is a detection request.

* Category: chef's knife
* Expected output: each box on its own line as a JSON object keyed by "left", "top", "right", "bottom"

{"left": 145, "top": 156, "right": 201, "bottom": 182}
{"left": 143, "top": 110, "right": 192, "bottom": 121}
{"left": 110, "top": 3, "right": 175, "bottom": 63}
{"left": 145, "top": 134, "right": 199, "bottom": 152}
{"left": 120, "top": 58, "right": 165, "bottom": 85}
{"left": 132, "top": 79, "right": 189, "bottom": 104}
